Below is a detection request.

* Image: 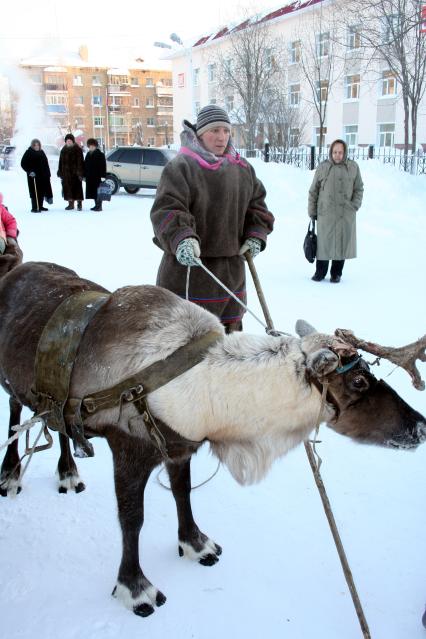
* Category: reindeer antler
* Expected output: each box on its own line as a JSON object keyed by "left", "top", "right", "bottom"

{"left": 335, "top": 329, "right": 426, "bottom": 391}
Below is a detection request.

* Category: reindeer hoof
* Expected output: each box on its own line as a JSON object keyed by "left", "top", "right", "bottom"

{"left": 74, "top": 481, "right": 86, "bottom": 493}
{"left": 199, "top": 553, "right": 219, "bottom": 566}
{"left": 57, "top": 473, "right": 85, "bottom": 494}
{"left": 178, "top": 537, "right": 222, "bottom": 566}
{"left": 0, "top": 476, "right": 22, "bottom": 497}
{"left": 134, "top": 603, "right": 155, "bottom": 617}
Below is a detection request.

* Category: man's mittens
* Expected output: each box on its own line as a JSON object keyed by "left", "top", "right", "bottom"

{"left": 176, "top": 238, "right": 201, "bottom": 267}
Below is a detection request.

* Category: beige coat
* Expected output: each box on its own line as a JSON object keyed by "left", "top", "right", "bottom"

{"left": 308, "top": 155, "right": 364, "bottom": 260}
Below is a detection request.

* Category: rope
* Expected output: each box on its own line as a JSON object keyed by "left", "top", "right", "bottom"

{"left": 0, "top": 413, "right": 46, "bottom": 452}
{"left": 155, "top": 460, "right": 221, "bottom": 491}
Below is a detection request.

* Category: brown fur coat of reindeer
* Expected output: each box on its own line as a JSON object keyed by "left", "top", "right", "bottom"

{"left": 0, "top": 261, "right": 425, "bottom": 617}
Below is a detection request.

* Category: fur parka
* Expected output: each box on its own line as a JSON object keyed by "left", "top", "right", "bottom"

{"left": 58, "top": 144, "right": 84, "bottom": 201}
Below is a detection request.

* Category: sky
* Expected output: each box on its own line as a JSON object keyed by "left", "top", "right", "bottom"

{"left": 0, "top": 0, "right": 281, "bottom": 65}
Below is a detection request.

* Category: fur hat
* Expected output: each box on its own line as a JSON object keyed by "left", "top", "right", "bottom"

{"left": 64, "top": 133, "right": 75, "bottom": 143}
{"left": 86, "top": 138, "right": 98, "bottom": 147}
{"left": 196, "top": 105, "right": 231, "bottom": 137}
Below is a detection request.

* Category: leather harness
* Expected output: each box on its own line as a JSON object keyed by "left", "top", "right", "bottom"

{"left": 32, "top": 289, "right": 222, "bottom": 459}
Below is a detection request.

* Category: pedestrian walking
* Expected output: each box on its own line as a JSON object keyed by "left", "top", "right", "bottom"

{"left": 20, "top": 139, "right": 53, "bottom": 212}
{"left": 84, "top": 138, "right": 106, "bottom": 211}
{"left": 57, "top": 133, "right": 84, "bottom": 211}
{"left": 150, "top": 104, "right": 274, "bottom": 332}
{"left": 308, "top": 139, "right": 364, "bottom": 283}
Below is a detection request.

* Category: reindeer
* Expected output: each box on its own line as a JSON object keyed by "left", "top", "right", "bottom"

{"left": 0, "top": 261, "right": 425, "bottom": 617}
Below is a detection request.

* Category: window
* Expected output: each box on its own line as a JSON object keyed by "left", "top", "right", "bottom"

{"left": 147, "top": 137, "right": 155, "bottom": 146}
{"left": 194, "top": 101, "right": 200, "bottom": 115}
{"left": 133, "top": 97, "right": 140, "bottom": 107}
{"left": 145, "top": 77, "right": 154, "bottom": 87}
{"left": 316, "top": 32, "right": 330, "bottom": 57}
{"left": 92, "top": 95, "right": 102, "bottom": 106}
{"left": 315, "top": 126, "right": 327, "bottom": 147}
{"left": 143, "top": 149, "right": 167, "bottom": 166}
{"left": 347, "top": 25, "right": 361, "bottom": 50}
{"left": 316, "top": 80, "right": 329, "bottom": 103}
{"left": 73, "top": 75, "right": 83, "bottom": 86}
{"left": 290, "top": 41, "right": 301, "bottom": 64}
{"left": 109, "top": 115, "right": 126, "bottom": 127}
{"left": 75, "top": 95, "right": 84, "bottom": 106}
{"left": 289, "top": 128, "right": 300, "bottom": 147}
{"left": 110, "top": 95, "right": 125, "bottom": 106}
{"left": 45, "top": 75, "right": 66, "bottom": 90}
{"left": 92, "top": 75, "right": 102, "bottom": 85}
{"left": 147, "top": 117, "right": 155, "bottom": 126}
{"left": 193, "top": 68, "right": 200, "bottom": 86}
{"left": 110, "top": 75, "right": 129, "bottom": 85}
{"left": 344, "top": 125, "right": 358, "bottom": 147}
{"left": 225, "top": 95, "right": 234, "bottom": 112}
{"left": 177, "top": 73, "right": 185, "bottom": 88}
{"left": 289, "top": 83, "right": 300, "bottom": 106}
{"left": 208, "top": 64, "right": 216, "bottom": 83}
{"left": 345, "top": 74, "right": 360, "bottom": 99}
{"left": 381, "top": 70, "right": 396, "bottom": 96}
{"left": 265, "top": 48, "right": 274, "bottom": 69}
{"left": 210, "top": 98, "right": 217, "bottom": 105}
{"left": 93, "top": 116, "right": 104, "bottom": 127}
{"left": 31, "top": 72, "right": 42, "bottom": 84}
{"left": 224, "top": 58, "right": 233, "bottom": 74}
{"left": 146, "top": 96, "right": 154, "bottom": 107}
{"left": 382, "top": 14, "right": 400, "bottom": 44}
{"left": 378, "top": 123, "right": 395, "bottom": 147}
{"left": 45, "top": 94, "right": 67, "bottom": 105}
{"left": 130, "top": 77, "right": 139, "bottom": 86}
{"left": 161, "top": 78, "right": 172, "bottom": 87}
{"left": 118, "top": 148, "right": 143, "bottom": 163}
{"left": 158, "top": 97, "right": 172, "bottom": 107}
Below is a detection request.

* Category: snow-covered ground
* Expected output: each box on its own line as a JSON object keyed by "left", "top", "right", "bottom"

{"left": 0, "top": 159, "right": 425, "bottom": 639}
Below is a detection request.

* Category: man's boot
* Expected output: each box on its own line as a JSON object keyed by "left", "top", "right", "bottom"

{"left": 77, "top": 201, "right": 82, "bottom": 211}
{"left": 65, "top": 200, "right": 74, "bottom": 210}
{"left": 31, "top": 198, "right": 39, "bottom": 212}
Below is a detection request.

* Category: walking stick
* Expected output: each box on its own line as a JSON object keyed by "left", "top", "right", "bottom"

{"left": 33, "top": 176, "right": 40, "bottom": 211}
{"left": 245, "top": 252, "right": 372, "bottom": 639}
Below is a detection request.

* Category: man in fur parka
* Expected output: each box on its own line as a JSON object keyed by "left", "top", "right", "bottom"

{"left": 57, "top": 133, "right": 84, "bottom": 211}
{"left": 150, "top": 105, "right": 274, "bottom": 332}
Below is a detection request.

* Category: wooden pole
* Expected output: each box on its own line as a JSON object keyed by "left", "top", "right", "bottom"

{"left": 245, "top": 252, "right": 372, "bottom": 639}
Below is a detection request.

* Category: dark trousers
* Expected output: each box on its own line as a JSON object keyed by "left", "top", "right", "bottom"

{"left": 315, "top": 260, "right": 345, "bottom": 278}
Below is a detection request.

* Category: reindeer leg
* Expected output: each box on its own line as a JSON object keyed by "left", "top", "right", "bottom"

{"left": 0, "top": 397, "right": 23, "bottom": 497}
{"left": 167, "top": 458, "right": 222, "bottom": 566}
{"left": 107, "top": 431, "right": 166, "bottom": 617}
{"left": 57, "top": 433, "right": 85, "bottom": 494}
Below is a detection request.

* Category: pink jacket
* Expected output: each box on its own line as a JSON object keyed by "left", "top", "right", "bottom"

{"left": 0, "top": 197, "right": 18, "bottom": 241}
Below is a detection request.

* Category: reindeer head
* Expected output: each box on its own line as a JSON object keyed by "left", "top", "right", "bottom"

{"left": 296, "top": 320, "right": 426, "bottom": 450}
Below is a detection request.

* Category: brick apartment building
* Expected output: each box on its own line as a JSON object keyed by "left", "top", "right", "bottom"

{"left": 20, "top": 46, "right": 173, "bottom": 149}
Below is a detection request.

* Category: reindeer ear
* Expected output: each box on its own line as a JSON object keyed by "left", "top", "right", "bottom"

{"left": 296, "top": 319, "right": 317, "bottom": 337}
{"left": 307, "top": 348, "right": 339, "bottom": 378}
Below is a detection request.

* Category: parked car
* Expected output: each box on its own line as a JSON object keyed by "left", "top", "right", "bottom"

{"left": 105, "top": 146, "right": 177, "bottom": 194}
{"left": 0, "top": 145, "right": 16, "bottom": 170}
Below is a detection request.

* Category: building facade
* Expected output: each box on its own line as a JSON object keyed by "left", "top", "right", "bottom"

{"left": 169, "top": 0, "right": 426, "bottom": 151}
{"left": 20, "top": 47, "right": 173, "bottom": 149}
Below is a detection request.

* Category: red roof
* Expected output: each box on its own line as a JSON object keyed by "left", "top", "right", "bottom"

{"left": 192, "top": 0, "right": 324, "bottom": 47}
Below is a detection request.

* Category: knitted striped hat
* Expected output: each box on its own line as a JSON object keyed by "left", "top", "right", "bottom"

{"left": 196, "top": 105, "right": 231, "bottom": 136}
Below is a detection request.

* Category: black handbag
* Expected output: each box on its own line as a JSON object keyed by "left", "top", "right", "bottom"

{"left": 97, "top": 182, "right": 112, "bottom": 202}
{"left": 303, "top": 220, "right": 317, "bottom": 263}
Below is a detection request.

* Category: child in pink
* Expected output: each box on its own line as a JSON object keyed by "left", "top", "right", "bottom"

{"left": 0, "top": 193, "right": 18, "bottom": 255}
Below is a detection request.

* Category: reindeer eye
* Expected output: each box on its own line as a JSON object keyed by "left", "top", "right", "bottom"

{"left": 352, "top": 376, "right": 369, "bottom": 390}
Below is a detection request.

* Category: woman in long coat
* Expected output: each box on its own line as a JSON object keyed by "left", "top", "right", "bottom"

{"left": 20, "top": 139, "right": 53, "bottom": 212}
{"left": 57, "top": 133, "right": 84, "bottom": 211}
{"left": 150, "top": 104, "right": 274, "bottom": 333}
{"left": 308, "top": 139, "right": 364, "bottom": 283}
{"left": 84, "top": 138, "right": 106, "bottom": 211}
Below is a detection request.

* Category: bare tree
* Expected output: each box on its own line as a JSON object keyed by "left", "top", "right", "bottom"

{"left": 343, "top": 0, "right": 426, "bottom": 155}
{"left": 260, "top": 85, "right": 308, "bottom": 151}
{"left": 296, "top": 5, "right": 343, "bottom": 154}
{"left": 213, "top": 13, "right": 287, "bottom": 150}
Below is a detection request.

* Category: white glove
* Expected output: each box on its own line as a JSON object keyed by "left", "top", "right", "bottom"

{"left": 239, "top": 237, "right": 262, "bottom": 259}
{"left": 6, "top": 237, "right": 17, "bottom": 246}
{"left": 176, "top": 238, "right": 201, "bottom": 267}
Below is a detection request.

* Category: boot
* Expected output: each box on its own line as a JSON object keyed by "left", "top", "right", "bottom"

{"left": 31, "top": 198, "right": 40, "bottom": 212}
{"left": 77, "top": 201, "right": 82, "bottom": 211}
{"left": 90, "top": 199, "right": 102, "bottom": 212}
{"left": 65, "top": 200, "right": 74, "bottom": 210}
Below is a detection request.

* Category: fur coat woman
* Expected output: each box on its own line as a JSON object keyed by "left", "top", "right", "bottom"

{"left": 58, "top": 144, "right": 84, "bottom": 201}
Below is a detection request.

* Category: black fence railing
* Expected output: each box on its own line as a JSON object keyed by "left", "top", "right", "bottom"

{"left": 237, "top": 145, "right": 426, "bottom": 175}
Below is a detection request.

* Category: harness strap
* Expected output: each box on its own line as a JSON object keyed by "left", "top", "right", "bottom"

{"left": 32, "top": 289, "right": 110, "bottom": 455}
{"left": 81, "top": 329, "right": 222, "bottom": 416}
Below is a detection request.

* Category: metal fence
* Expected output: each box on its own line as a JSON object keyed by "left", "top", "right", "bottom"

{"left": 237, "top": 145, "right": 426, "bottom": 175}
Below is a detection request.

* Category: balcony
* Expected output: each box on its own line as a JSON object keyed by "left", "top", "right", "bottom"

{"left": 44, "top": 83, "right": 67, "bottom": 91}
{"left": 108, "top": 125, "right": 129, "bottom": 133}
{"left": 108, "top": 84, "right": 131, "bottom": 95}
{"left": 155, "top": 85, "right": 173, "bottom": 97}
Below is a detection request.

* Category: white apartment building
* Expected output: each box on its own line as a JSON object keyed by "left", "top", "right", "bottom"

{"left": 168, "top": 0, "right": 426, "bottom": 151}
